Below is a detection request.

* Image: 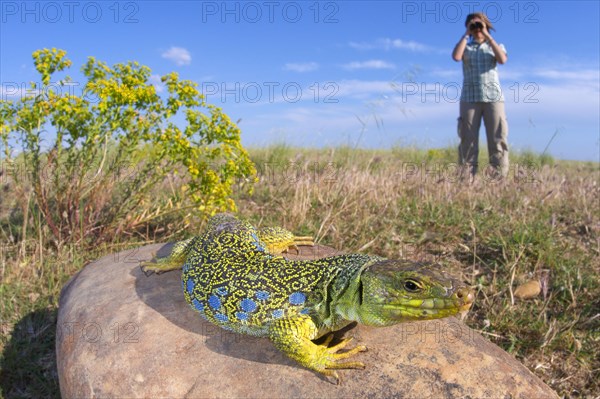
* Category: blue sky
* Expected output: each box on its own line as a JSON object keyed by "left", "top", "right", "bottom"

{"left": 1, "top": 0, "right": 599, "bottom": 161}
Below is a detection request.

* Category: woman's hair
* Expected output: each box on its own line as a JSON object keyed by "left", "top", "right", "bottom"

{"left": 465, "top": 12, "right": 496, "bottom": 31}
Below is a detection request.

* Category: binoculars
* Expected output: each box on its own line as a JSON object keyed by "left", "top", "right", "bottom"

{"left": 469, "top": 21, "right": 484, "bottom": 30}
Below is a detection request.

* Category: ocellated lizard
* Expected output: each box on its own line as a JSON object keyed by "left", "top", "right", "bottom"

{"left": 141, "top": 213, "right": 474, "bottom": 383}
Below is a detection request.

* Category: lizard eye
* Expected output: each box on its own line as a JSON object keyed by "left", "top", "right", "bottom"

{"left": 403, "top": 280, "right": 420, "bottom": 292}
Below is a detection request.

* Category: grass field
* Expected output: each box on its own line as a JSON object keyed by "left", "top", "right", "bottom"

{"left": 0, "top": 145, "right": 598, "bottom": 398}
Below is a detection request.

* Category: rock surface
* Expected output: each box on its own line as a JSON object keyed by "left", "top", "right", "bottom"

{"left": 57, "top": 243, "right": 558, "bottom": 398}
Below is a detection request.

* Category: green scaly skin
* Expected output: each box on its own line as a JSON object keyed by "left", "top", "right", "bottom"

{"left": 141, "top": 214, "right": 474, "bottom": 384}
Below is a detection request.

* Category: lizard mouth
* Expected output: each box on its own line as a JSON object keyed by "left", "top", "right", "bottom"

{"left": 381, "top": 288, "right": 474, "bottom": 319}
{"left": 399, "top": 288, "right": 474, "bottom": 310}
{"left": 454, "top": 287, "right": 475, "bottom": 311}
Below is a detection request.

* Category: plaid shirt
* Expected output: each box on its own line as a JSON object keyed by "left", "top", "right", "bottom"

{"left": 460, "top": 39, "right": 507, "bottom": 102}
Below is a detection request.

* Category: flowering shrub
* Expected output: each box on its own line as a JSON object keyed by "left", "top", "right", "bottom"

{"left": 0, "top": 48, "right": 256, "bottom": 245}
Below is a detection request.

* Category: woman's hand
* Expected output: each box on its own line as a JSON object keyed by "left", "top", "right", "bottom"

{"left": 478, "top": 22, "right": 507, "bottom": 64}
{"left": 452, "top": 26, "right": 470, "bottom": 61}
{"left": 480, "top": 22, "right": 492, "bottom": 41}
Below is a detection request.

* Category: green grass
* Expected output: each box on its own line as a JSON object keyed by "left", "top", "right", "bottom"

{"left": 1, "top": 145, "right": 598, "bottom": 398}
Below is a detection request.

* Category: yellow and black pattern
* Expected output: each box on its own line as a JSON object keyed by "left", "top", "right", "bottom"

{"left": 147, "top": 213, "right": 476, "bottom": 383}
{"left": 181, "top": 214, "right": 378, "bottom": 336}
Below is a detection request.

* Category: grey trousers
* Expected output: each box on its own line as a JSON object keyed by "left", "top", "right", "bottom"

{"left": 457, "top": 101, "right": 509, "bottom": 177}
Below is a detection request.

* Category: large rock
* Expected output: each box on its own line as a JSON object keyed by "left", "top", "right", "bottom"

{"left": 57, "top": 244, "right": 558, "bottom": 398}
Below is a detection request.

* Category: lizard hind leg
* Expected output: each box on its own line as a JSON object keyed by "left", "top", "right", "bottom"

{"left": 257, "top": 226, "right": 314, "bottom": 255}
{"left": 140, "top": 237, "right": 195, "bottom": 274}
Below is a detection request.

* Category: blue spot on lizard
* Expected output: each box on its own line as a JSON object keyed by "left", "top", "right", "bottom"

{"left": 186, "top": 278, "right": 195, "bottom": 294}
{"left": 240, "top": 298, "right": 257, "bottom": 312}
{"left": 236, "top": 311, "right": 249, "bottom": 321}
{"left": 215, "top": 313, "right": 229, "bottom": 322}
{"left": 192, "top": 298, "right": 204, "bottom": 312}
{"left": 208, "top": 294, "right": 221, "bottom": 310}
{"left": 256, "top": 290, "right": 270, "bottom": 300}
{"left": 289, "top": 292, "right": 306, "bottom": 306}
{"left": 141, "top": 213, "right": 474, "bottom": 384}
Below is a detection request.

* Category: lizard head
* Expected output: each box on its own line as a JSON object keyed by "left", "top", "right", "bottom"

{"left": 354, "top": 259, "right": 474, "bottom": 326}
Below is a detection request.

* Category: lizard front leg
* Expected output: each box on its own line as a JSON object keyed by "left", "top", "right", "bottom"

{"left": 140, "top": 237, "right": 195, "bottom": 274}
{"left": 268, "top": 315, "right": 367, "bottom": 384}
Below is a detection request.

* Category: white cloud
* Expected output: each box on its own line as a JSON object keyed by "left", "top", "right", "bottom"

{"left": 240, "top": 61, "right": 599, "bottom": 160}
{"left": 334, "top": 79, "right": 396, "bottom": 99}
{"left": 386, "top": 38, "right": 431, "bottom": 52}
{"left": 499, "top": 67, "right": 600, "bottom": 83}
{"left": 161, "top": 47, "right": 192, "bottom": 66}
{"left": 429, "top": 68, "right": 461, "bottom": 79}
{"left": 283, "top": 62, "right": 319, "bottom": 72}
{"left": 349, "top": 38, "right": 434, "bottom": 53}
{"left": 149, "top": 74, "right": 165, "bottom": 93}
{"left": 348, "top": 41, "right": 376, "bottom": 50}
{"left": 1, "top": 84, "right": 44, "bottom": 100}
{"left": 244, "top": 78, "right": 600, "bottom": 155}
{"left": 342, "top": 60, "right": 396, "bottom": 70}
{"left": 532, "top": 68, "right": 599, "bottom": 83}
{"left": 495, "top": 67, "right": 527, "bottom": 81}
{"left": 506, "top": 82, "right": 599, "bottom": 119}
{"left": 259, "top": 79, "right": 397, "bottom": 104}
{"left": 1, "top": 85, "right": 27, "bottom": 99}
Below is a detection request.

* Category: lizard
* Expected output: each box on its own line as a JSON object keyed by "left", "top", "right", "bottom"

{"left": 141, "top": 213, "right": 474, "bottom": 384}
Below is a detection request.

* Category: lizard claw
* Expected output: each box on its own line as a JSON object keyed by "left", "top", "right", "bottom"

{"left": 139, "top": 252, "right": 182, "bottom": 275}
{"left": 314, "top": 336, "right": 367, "bottom": 384}
{"left": 140, "top": 252, "right": 159, "bottom": 275}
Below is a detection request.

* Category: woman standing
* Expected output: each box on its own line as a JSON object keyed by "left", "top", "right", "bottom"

{"left": 452, "top": 12, "right": 509, "bottom": 179}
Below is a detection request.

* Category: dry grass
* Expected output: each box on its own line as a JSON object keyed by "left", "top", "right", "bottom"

{"left": 238, "top": 145, "right": 599, "bottom": 397}
{"left": 0, "top": 145, "right": 598, "bottom": 398}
